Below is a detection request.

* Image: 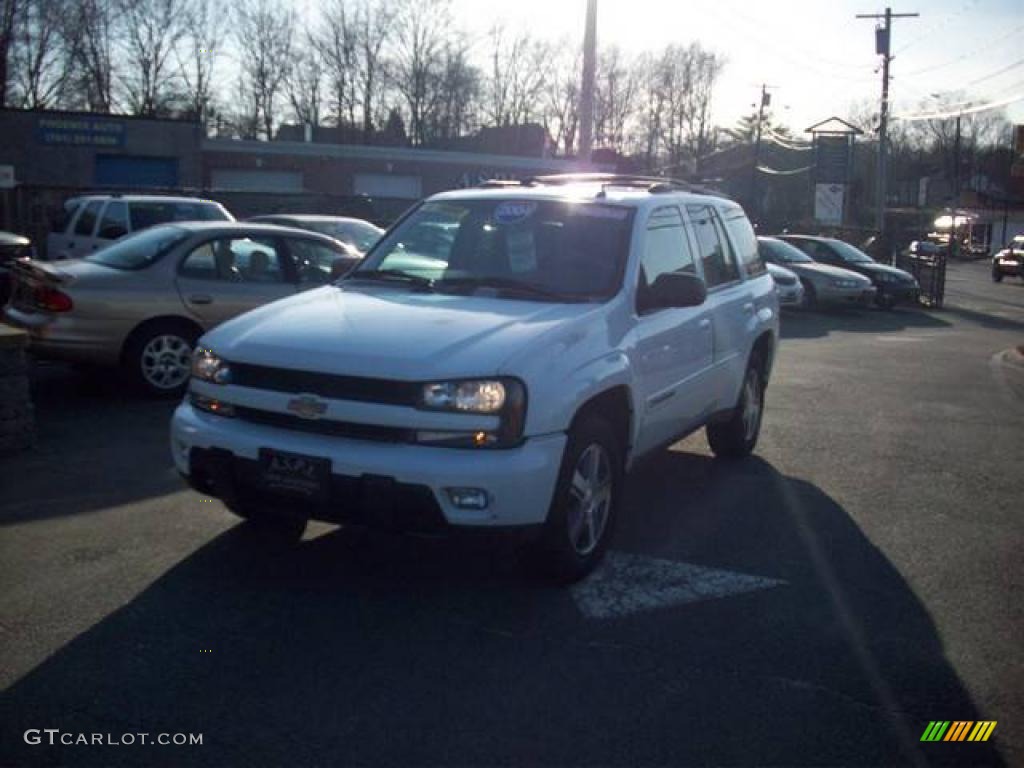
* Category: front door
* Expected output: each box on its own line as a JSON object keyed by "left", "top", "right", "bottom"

{"left": 175, "top": 235, "right": 296, "bottom": 328}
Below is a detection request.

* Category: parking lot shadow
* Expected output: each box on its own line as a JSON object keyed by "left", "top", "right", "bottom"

{"left": 0, "top": 451, "right": 1004, "bottom": 766}
{"left": 779, "top": 307, "right": 952, "bottom": 340}
{"left": 0, "top": 363, "right": 183, "bottom": 525}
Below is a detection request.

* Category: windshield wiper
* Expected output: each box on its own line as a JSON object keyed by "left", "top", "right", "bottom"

{"left": 346, "top": 269, "right": 435, "bottom": 289}
{"left": 434, "top": 276, "right": 585, "bottom": 302}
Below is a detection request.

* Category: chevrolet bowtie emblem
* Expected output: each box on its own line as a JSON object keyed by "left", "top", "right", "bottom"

{"left": 286, "top": 394, "right": 328, "bottom": 420}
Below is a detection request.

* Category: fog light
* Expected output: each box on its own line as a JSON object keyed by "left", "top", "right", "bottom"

{"left": 190, "top": 393, "right": 235, "bottom": 417}
{"left": 446, "top": 488, "right": 490, "bottom": 510}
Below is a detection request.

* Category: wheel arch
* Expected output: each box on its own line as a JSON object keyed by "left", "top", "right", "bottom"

{"left": 568, "top": 385, "right": 634, "bottom": 465}
{"left": 119, "top": 315, "right": 204, "bottom": 366}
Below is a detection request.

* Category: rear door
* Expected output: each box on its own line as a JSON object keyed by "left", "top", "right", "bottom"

{"left": 684, "top": 204, "right": 751, "bottom": 410}
{"left": 174, "top": 235, "right": 297, "bottom": 327}
{"left": 93, "top": 200, "right": 129, "bottom": 251}
{"left": 631, "top": 205, "right": 716, "bottom": 454}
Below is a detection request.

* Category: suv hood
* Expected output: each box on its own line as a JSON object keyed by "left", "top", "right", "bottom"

{"left": 203, "top": 284, "right": 605, "bottom": 381}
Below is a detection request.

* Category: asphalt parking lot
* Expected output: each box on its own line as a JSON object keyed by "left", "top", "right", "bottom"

{"left": 1, "top": 259, "right": 1022, "bottom": 767}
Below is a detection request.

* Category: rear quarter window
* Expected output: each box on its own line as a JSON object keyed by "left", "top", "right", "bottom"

{"left": 722, "top": 210, "right": 766, "bottom": 278}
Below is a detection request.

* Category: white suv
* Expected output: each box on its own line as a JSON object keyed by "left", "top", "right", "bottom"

{"left": 171, "top": 175, "right": 779, "bottom": 581}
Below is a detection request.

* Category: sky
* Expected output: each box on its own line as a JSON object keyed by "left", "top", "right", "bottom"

{"left": 448, "top": 0, "right": 1024, "bottom": 137}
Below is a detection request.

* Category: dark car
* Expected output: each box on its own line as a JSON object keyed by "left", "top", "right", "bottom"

{"left": 0, "top": 230, "right": 35, "bottom": 305}
{"left": 247, "top": 215, "right": 383, "bottom": 255}
{"left": 991, "top": 235, "right": 1024, "bottom": 282}
{"left": 777, "top": 235, "right": 919, "bottom": 309}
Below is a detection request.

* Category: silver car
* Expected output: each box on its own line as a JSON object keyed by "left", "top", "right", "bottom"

{"left": 4, "top": 222, "right": 360, "bottom": 395}
{"left": 247, "top": 215, "right": 384, "bottom": 255}
{"left": 766, "top": 262, "right": 805, "bottom": 307}
{"left": 758, "top": 236, "right": 876, "bottom": 308}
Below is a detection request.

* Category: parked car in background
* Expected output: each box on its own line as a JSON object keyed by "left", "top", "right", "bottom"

{"left": 759, "top": 236, "right": 875, "bottom": 309}
{"left": 766, "top": 262, "right": 804, "bottom": 307}
{"left": 5, "top": 222, "right": 356, "bottom": 396}
{"left": 991, "top": 235, "right": 1024, "bottom": 282}
{"left": 47, "top": 195, "right": 234, "bottom": 261}
{"left": 777, "top": 234, "right": 918, "bottom": 309}
{"left": 171, "top": 175, "right": 779, "bottom": 581}
{"left": 0, "top": 231, "right": 35, "bottom": 306}
{"left": 247, "top": 215, "right": 383, "bottom": 255}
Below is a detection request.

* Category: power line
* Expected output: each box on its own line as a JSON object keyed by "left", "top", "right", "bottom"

{"left": 893, "top": 91, "right": 1024, "bottom": 121}
{"left": 892, "top": 0, "right": 976, "bottom": 54}
{"left": 963, "top": 58, "right": 1024, "bottom": 88}
{"left": 898, "top": 22, "right": 1024, "bottom": 78}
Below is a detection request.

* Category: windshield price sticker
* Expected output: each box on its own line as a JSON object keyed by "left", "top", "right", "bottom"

{"left": 494, "top": 201, "right": 537, "bottom": 224}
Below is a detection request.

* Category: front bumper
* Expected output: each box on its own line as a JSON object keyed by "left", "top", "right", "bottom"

{"left": 876, "top": 283, "right": 919, "bottom": 304}
{"left": 775, "top": 282, "right": 804, "bottom": 306}
{"left": 817, "top": 284, "right": 877, "bottom": 306}
{"left": 994, "top": 258, "right": 1023, "bottom": 276}
{"left": 171, "top": 402, "right": 566, "bottom": 528}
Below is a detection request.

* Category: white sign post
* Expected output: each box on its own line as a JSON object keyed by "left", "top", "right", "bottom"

{"left": 814, "top": 183, "right": 844, "bottom": 226}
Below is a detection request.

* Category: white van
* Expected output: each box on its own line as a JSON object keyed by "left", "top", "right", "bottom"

{"left": 47, "top": 195, "right": 233, "bottom": 260}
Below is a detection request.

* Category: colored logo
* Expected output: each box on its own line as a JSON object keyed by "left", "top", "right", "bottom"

{"left": 286, "top": 394, "right": 328, "bottom": 420}
{"left": 920, "top": 721, "right": 997, "bottom": 742}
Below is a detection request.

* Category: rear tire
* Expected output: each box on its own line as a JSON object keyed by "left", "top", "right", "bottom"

{"left": 707, "top": 355, "right": 765, "bottom": 460}
{"left": 124, "top": 320, "right": 199, "bottom": 397}
{"left": 533, "top": 415, "right": 623, "bottom": 583}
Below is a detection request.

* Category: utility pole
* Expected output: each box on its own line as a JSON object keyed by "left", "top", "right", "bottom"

{"left": 578, "top": 0, "right": 598, "bottom": 163}
{"left": 749, "top": 84, "right": 772, "bottom": 223}
{"left": 857, "top": 7, "right": 918, "bottom": 243}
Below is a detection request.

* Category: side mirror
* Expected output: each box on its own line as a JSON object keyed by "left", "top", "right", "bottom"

{"left": 648, "top": 272, "right": 707, "bottom": 310}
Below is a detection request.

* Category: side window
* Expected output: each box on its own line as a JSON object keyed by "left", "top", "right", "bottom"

{"left": 686, "top": 204, "right": 740, "bottom": 288}
{"left": 97, "top": 201, "right": 129, "bottom": 240}
{"left": 722, "top": 210, "right": 765, "bottom": 277}
{"left": 54, "top": 200, "right": 81, "bottom": 233}
{"left": 179, "top": 237, "right": 285, "bottom": 283}
{"left": 74, "top": 201, "right": 102, "bottom": 236}
{"left": 289, "top": 238, "right": 350, "bottom": 283}
{"left": 637, "top": 205, "right": 696, "bottom": 314}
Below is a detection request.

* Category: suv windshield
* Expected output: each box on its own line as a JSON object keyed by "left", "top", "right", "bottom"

{"left": 85, "top": 225, "right": 188, "bottom": 270}
{"left": 354, "top": 199, "right": 634, "bottom": 301}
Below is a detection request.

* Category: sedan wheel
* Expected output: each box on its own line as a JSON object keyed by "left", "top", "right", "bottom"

{"left": 126, "top": 322, "right": 199, "bottom": 397}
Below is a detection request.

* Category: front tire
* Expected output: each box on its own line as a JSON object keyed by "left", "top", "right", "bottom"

{"left": 991, "top": 267, "right": 1003, "bottom": 283}
{"left": 707, "top": 356, "right": 765, "bottom": 459}
{"left": 534, "top": 415, "right": 623, "bottom": 583}
{"left": 800, "top": 280, "right": 817, "bottom": 309}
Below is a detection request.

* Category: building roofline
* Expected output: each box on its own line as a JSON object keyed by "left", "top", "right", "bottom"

{"left": 201, "top": 137, "right": 614, "bottom": 172}
{"left": 1, "top": 106, "right": 201, "bottom": 126}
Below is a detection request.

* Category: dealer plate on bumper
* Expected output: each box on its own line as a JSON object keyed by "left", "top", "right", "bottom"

{"left": 259, "top": 448, "right": 331, "bottom": 499}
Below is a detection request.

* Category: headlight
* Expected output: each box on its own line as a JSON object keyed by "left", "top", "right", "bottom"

{"left": 831, "top": 278, "right": 859, "bottom": 288}
{"left": 875, "top": 273, "right": 897, "bottom": 284}
{"left": 421, "top": 379, "right": 508, "bottom": 413}
{"left": 191, "top": 348, "right": 232, "bottom": 384}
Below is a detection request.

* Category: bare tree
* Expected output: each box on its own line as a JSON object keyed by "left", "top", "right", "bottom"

{"left": 116, "top": 0, "right": 187, "bottom": 116}
{"left": 234, "top": 0, "right": 294, "bottom": 139}
{"left": 388, "top": 0, "right": 448, "bottom": 145}
{"left": 541, "top": 41, "right": 580, "bottom": 156}
{"left": 0, "top": 0, "right": 17, "bottom": 106}
{"left": 286, "top": 36, "right": 323, "bottom": 127}
{"left": 227, "top": 72, "right": 260, "bottom": 138}
{"left": 316, "top": 0, "right": 357, "bottom": 128}
{"left": 431, "top": 37, "right": 478, "bottom": 140}
{"left": 9, "top": 0, "right": 70, "bottom": 108}
{"left": 593, "top": 45, "right": 637, "bottom": 152}
{"left": 354, "top": 0, "right": 392, "bottom": 137}
{"left": 63, "top": 0, "right": 115, "bottom": 111}
{"left": 175, "top": 0, "right": 225, "bottom": 126}
{"left": 483, "top": 23, "right": 548, "bottom": 127}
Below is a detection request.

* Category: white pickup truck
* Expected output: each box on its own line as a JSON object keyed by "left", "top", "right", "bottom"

{"left": 171, "top": 175, "right": 779, "bottom": 581}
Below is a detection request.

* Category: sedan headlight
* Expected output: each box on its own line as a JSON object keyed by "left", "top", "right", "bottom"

{"left": 191, "top": 348, "right": 232, "bottom": 384}
{"left": 831, "top": 278, "right": 860, "bottom": 289}
{"left": 421, "top": 379, "right": 509, "bottom": 413}
{"left": 874, "top": 273, "right": 898, "bottom": 284}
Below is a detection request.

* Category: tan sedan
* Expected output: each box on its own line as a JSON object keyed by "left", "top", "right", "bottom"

{"left": 4, "top": 222, "right": 360, "bottom": 395}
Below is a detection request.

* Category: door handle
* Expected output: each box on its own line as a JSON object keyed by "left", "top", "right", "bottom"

{"left": 743, "top": 302, "right": 755, "bottom": 314}
{"left": 699, "top": 318, "right": 711, "bottom": 330}
{"left": 188, "top": 294, "right": 213, "bottom": 305}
